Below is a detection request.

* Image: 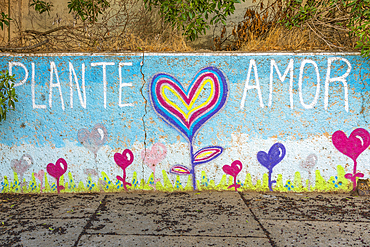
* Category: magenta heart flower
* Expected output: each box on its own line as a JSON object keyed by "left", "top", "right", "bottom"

{"left": 332, "top": 128, "right": 370, "bottom": 190}
{"left": 114, "top": 149, "right": 134, "bottom": 190}
{"left": 47, "top": 158, "right": 68, "bottom": 193}
{"left": 332, "top": 128, "right": 370, "bottom": 162}
{"left": 222, "top": 160, "right": 243, "bottom": 191}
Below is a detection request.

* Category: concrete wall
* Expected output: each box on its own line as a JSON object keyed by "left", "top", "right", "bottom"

{"left": 0, "top": 0, "right": 261, "bottom": 48}
{"left": 0, "top": 52, "right": 369, "bottom": 193}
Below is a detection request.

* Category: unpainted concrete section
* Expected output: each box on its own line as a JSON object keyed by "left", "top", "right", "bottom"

{"left": 1, "top": 191, "right": 370, "bottom": 246}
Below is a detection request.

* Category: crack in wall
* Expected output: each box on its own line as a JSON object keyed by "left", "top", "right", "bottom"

{"left": 360, "top": 66, "right": 369, "bottom": 125}
{"left": 139, "top": 51, "right": 148, "bottom": 182}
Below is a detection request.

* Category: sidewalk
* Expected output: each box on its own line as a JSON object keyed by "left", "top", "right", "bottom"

{"left": 0, "top": 191, "right": 369, "bottom": 246}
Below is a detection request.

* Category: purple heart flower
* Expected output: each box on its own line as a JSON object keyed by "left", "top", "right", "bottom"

{"left": 257, "top": 143, "right": 286, "bottom": 192}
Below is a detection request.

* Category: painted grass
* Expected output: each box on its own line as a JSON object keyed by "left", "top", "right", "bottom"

{"left": 1, "top": 165, "right": 351, "bottom": 194}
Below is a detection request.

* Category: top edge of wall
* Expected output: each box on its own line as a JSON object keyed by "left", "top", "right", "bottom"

{"left": 0, "top": 51, "right": 362, "bottom": 57}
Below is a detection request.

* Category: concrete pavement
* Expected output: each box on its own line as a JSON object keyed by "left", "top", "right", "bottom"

{"left": 0, "top": 191, "right": 369, "bottom": 246}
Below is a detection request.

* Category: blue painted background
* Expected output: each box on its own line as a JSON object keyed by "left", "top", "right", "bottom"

{"left": 0, "top": 53, "right": 369, "bottom": 191}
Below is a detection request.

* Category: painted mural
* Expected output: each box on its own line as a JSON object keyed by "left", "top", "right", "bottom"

{"left": 0, "top": 53, "right": 370, "bottom": 193}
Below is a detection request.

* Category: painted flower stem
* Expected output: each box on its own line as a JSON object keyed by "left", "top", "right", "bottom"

{"left": 345, "top": 160, "right": 364, "bottom": 191}
{"left": 232, "top": 176, "right": 238, "bottom": 191}
{"left": 268, "top": 170, "right": 276, "bottom": 192}
{"left": 117, "top": 169, "right": 131, "bottom": 190}
{"left": 190, "top": 144, "right": 197, "bottom": 190}
{"left": 56, "top": 178, "right": 61, "bottom": 194}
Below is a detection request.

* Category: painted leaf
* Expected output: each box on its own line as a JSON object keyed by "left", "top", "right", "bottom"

{"left": 169, "top": 165, "right": 191, "bottom": 175}
{"left": 193, "top": 146, "right": 223, "bottom": 165}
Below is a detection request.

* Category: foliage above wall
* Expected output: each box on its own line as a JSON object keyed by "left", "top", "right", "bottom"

{"left": 0, "top": 71, "right": 17, "bottom": 122}
{"left": 0, "top": 0, "right": 365, "bottom": 54}
{"left": 143, "top": 0, "right": 245, "bottom": 41}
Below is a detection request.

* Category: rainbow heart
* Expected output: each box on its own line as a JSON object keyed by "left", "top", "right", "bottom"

{"left": 149, "top": 66, "right": 228, "bottom": 143}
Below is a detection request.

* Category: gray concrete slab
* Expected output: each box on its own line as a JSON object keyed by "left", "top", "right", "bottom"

{"left": 0, "top": 218, "right": 87, "bottom": 246}
{"left": 86, "top": 191, "right": 265, "bottom": 237}
{"left": 77, "top": 234, "right": 271, "bottom": 246}
{"left": 244, "top": 193, "right": 370, "bottom": 222}
{"left": 0, "top": 193, "right": 104, "bottom": 220}
{"left": 260, "top": 219, "right": 370, "bottom": 246}
{"left": 3, "top": 191, "right": 370, "bottom": 246}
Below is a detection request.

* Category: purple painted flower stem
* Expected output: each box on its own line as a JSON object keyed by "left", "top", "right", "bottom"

{"left": 190, "top": 144, "right": 197, "bottom": 190}
{"left": 268, "top": 170, "right": 277, "bottom": 192}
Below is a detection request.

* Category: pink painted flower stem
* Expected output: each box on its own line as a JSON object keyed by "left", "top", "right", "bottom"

{"left": 56, "top": 178, "right": 60, "bottom": 194}
{"left": 233, "top": 176, "right": 237, "bottom": 192}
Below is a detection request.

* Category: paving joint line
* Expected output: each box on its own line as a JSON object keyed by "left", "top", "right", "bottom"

{"left": 7, "top": 216, "right": 92, "bottom": 220}
{"left": 257, "top": 218, "right": 370, "bottom": 223}
{"left": 83, "top": 232, "right": 269, "bottom": 238}
{"left": 239, "top": 192, "right": 277, "bottom": 247}
{"left": 73, "top": 195, "right": 108, "bottom": 247}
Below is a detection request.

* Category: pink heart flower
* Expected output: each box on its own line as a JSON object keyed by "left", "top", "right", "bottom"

{"left": 332, "top": 128, "right": 370, "bottom": 191}
{"left": 222, "top": 160, "right": 242, "bottom": 177}
{"left": 222, "top": 160, "right": 243, "bottom": 191}
{"left": 114, "top": 149, "right": 134, "bottom": 170}
{"left": 47, "top": 158, "right": 67, "bottom": 180}
{"left": 11, "top": 154, "right": 33, "bottom": 177}
{"left": 332, "top": 128, "right": 370, "bottom": 162}
{"left": 114, "top": 149, "right": 134, "bottom": 191}
{"left": 47, "top": 158, "right": 68, "bottom": 193}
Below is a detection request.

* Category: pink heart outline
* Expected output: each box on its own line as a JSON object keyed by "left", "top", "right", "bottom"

{"left": 34, "top": 170, "right": 45, "bottom": 183}
{"left": 141, "top": 143, "right": 167, "bottom": 169}
{"left": 47, "top": 158, "right": 68, "bottom": 194}
{"left": 141, "top": 143, "right": 167, "bottom": 191}
{"left": 34, "top": 170, "right": 45, "bottom": 193}
{"left": 222, "top": 160, "right": 243, "bottom": 191}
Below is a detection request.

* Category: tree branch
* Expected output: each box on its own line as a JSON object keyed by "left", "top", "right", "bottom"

{"left": 0, "top": 39, "right": 49, "bottom": 51}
